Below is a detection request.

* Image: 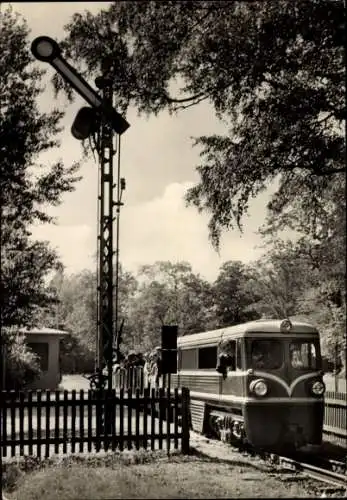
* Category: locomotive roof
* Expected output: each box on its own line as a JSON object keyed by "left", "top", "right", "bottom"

{"left": 178, "top": 319, "right": 319, "bottom": 348}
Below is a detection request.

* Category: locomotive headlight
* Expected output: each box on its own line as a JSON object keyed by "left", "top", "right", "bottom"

{"left": 311, "top": 381, "right": 325, "bottom": 396}
{"left": 250, "top": 379, "right": 268, "bottom": 397}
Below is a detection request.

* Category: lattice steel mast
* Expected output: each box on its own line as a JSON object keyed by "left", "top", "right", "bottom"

{"left": 30, "top": 36, "right": 130, "bottom": 393}
{"left": 95, "top": 69, "right": 116, "bottom": 392}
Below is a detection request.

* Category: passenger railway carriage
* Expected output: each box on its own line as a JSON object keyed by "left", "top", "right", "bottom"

{"left": 171, "top": 318, "right": 325, "bottom": 451}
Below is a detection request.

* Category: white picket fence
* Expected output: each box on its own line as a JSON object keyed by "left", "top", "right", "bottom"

{"left": 113, "top": 366, "right": 145, "bottom": 392}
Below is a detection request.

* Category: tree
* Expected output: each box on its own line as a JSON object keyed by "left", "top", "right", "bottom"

{"left": 248, "top": 240, "right": 317, "bottom": 319}
{"left": 40, "top": 265, "right": 138, "bottom": 372}
{"left": 0, "top": 7, "right": 81, "bottom": 327}
{"left": 127, "top": 261, "right": 215, "bottom": 350}
{"left": 57, "top": 1, "right": 345, "bottom": 247}
{"left": 212, "top": 261, "right": 260, "bottom": 326}
{"left": 258, "top": 175, "right": 345, "bottom": 362}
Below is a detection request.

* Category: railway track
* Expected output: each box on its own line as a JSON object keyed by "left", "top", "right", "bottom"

{"left": 195, "top": 432, "right": 346, "bottom": 493}
{"left": 275, "top": 455, "right": 347, "bottom": 490}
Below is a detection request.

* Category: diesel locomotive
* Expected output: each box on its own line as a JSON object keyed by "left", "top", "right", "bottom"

{"left": 171, "top": 318, "right": 325, "bottom": 451}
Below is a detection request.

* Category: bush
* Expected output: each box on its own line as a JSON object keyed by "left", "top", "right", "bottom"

{"left": 2, "top": 327, "right": 42, "bottom": 390}
{"left": 59, "top": 333, "right": 95, "bottom": 374}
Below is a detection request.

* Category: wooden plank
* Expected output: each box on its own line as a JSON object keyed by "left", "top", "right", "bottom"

{"left": 127, "top": 388, "right": 132, "bottom": 450}
{"left": 62, "top": 391, "right": 68, "bottom": 454}
{"left": 79, "top": 390, "right": 84, "bottom": 453}
{"left": 54, "top": 391, "right": 60, "bottom": 455}
{"left": 87, "top": 390, "right": 92, "bottom": 452}
{"left": 37, "top": 391, "right": 42, "bottom": 458}
{"left": 324, "top": 424, "right": 347, "bottom": 437}
{"left": 135, "top": 388, "right": 140, "bottom": 450}
{"left": 119, "top": 388, "right": 124, "bottom": 451}
{"left": 151, "top": 388, "right": 155, "bottom": 451}
{"left": 45, "top": 391, "right": 50, "bottom": 458}
{"left": 174, "top": 388, "right": 179, "bottom": 450}
{"left": 10, "top": 391, "right": 16, "bottom": 457}
{"left": 3, "top": 433, "right": 182, "bottom": 449}
{"left": 166, "top": 386, "right": 171, "bottom": 455}
{"left": 2, "top": 394, "right": 7, "bottom": 457}
{"left": 158, "top": 388, "right": 164, "bottom": 450}
{"left": 71, "top": 390, "right": 76, "bottom": 454}
{"left": 143, "top": 388, "right": 148, "bottom": 449}
{"left": 111, "top": 389, "right": 117, "bottom": 451}
{"left": 19, "top": 392, "right": 24, "bottom": 457}
{"left": 325, "top": 398, "right": 347, "bottom": 407}
{"left": 95, "top": 390, "right": 102, "bottom": 452}
{"left": 181, "top": 387, "right": 190, "bottom": 454}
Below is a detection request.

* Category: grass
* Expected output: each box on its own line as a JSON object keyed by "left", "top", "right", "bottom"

{"left": 3, "top": 448, "right": 313, "bottom": 500}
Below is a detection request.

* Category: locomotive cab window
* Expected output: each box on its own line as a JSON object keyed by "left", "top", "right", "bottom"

{"left": 249, "top": 339, "right": 283, "bottom": 370}
{"left": 198, "top": 346, "right": 217, "bottom": 369}
{"left": 290, "top": 341, "right": 317, "bottom": 370}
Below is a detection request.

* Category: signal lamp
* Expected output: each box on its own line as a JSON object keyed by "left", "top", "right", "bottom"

{"left": 71, "top": 107, "right": 98, "bottom": 140}
{"left": 31, "top": 36, "right": 61, "bottom": 62}
{"left": 31, "top": 36, "right": 130, "bottom": 135}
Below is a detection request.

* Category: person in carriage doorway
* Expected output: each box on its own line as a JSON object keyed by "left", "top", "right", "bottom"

{"left": 143, "top": 351, "right": 152, "bottom": 388}
{"left": 147, "top": 347, "right": 162, "bottom": 389}
{"left": 216, "top": 340, "right": 236, "bottom": 378}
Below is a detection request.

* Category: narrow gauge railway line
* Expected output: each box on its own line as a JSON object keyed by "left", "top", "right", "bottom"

{"left": 273, "top": 455, "right": 347, "bottom": 490}
{"left": 252, "top": 449, "right": 346, "bottom": 489}
{"left": 298, "top": 456, "right": 346, "bottom": 475}
{"left": 192, "top": 431, "right": 347, "bottom": 495}
{"left": 281, "top": 450, "right": 347, "bottom": 474}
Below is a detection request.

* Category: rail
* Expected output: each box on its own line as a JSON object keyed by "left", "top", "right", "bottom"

{"left": 278, "top": 456, "right": 347, "bottom": 489}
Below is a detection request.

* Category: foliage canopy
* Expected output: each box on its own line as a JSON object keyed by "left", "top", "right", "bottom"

{"left": 58, "top": 0, "right": 345, "bottom": 247}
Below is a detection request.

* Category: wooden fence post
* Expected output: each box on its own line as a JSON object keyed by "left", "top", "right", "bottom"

{"left": 181, "top": 387, "right": 190, "bottom": 454}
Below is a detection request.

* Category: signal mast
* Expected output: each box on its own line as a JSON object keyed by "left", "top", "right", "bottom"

{"left": 31, "top": 37, "right": 130, "bottom": 392}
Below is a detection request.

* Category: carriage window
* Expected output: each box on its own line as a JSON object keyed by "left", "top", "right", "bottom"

{"left": 198, "top": 346, "right": 217, "bottom": 369}
{"left": 250, "top": 340, "right": 283, "bottom": 370}
{"left": 181, "top": 348, "right": 196, "bottom": 369}
{"left": 290, "top": 341, "right": 317, "bottom": 369}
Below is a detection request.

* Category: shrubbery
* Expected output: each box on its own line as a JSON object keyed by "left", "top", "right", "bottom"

{"left": 59, "top": 333, "right": 95, "bottom": 374}
{"left": 2, "top": 328, "right": 42, "bottom": 390}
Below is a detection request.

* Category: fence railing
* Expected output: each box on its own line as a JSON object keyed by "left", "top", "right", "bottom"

{"left": 324, "top": 391, "right": 347, "bottom": 446}
{"left": 113, "top": 366, "right": 146, "bottom": 393}
{"left": 1, "top": 387, "right": 190, "bottom": 459}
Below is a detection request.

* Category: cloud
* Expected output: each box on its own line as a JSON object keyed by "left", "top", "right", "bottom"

{"left": 120, "top": 182, "right": 267, "bottom": 281}
{"left": 29, "top": 181, "right": 269, "bottom": 282}
{"left": 30, "top": 223, "right": 95, "bottom": 274}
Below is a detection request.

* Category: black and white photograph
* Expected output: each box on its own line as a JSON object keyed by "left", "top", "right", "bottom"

{"left": 0, "top": 1, "right": 346, "bottom": 499}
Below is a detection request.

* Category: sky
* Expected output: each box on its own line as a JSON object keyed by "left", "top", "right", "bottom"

{"left": 6, "top": 2, "right": 277, "bottom": 282}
